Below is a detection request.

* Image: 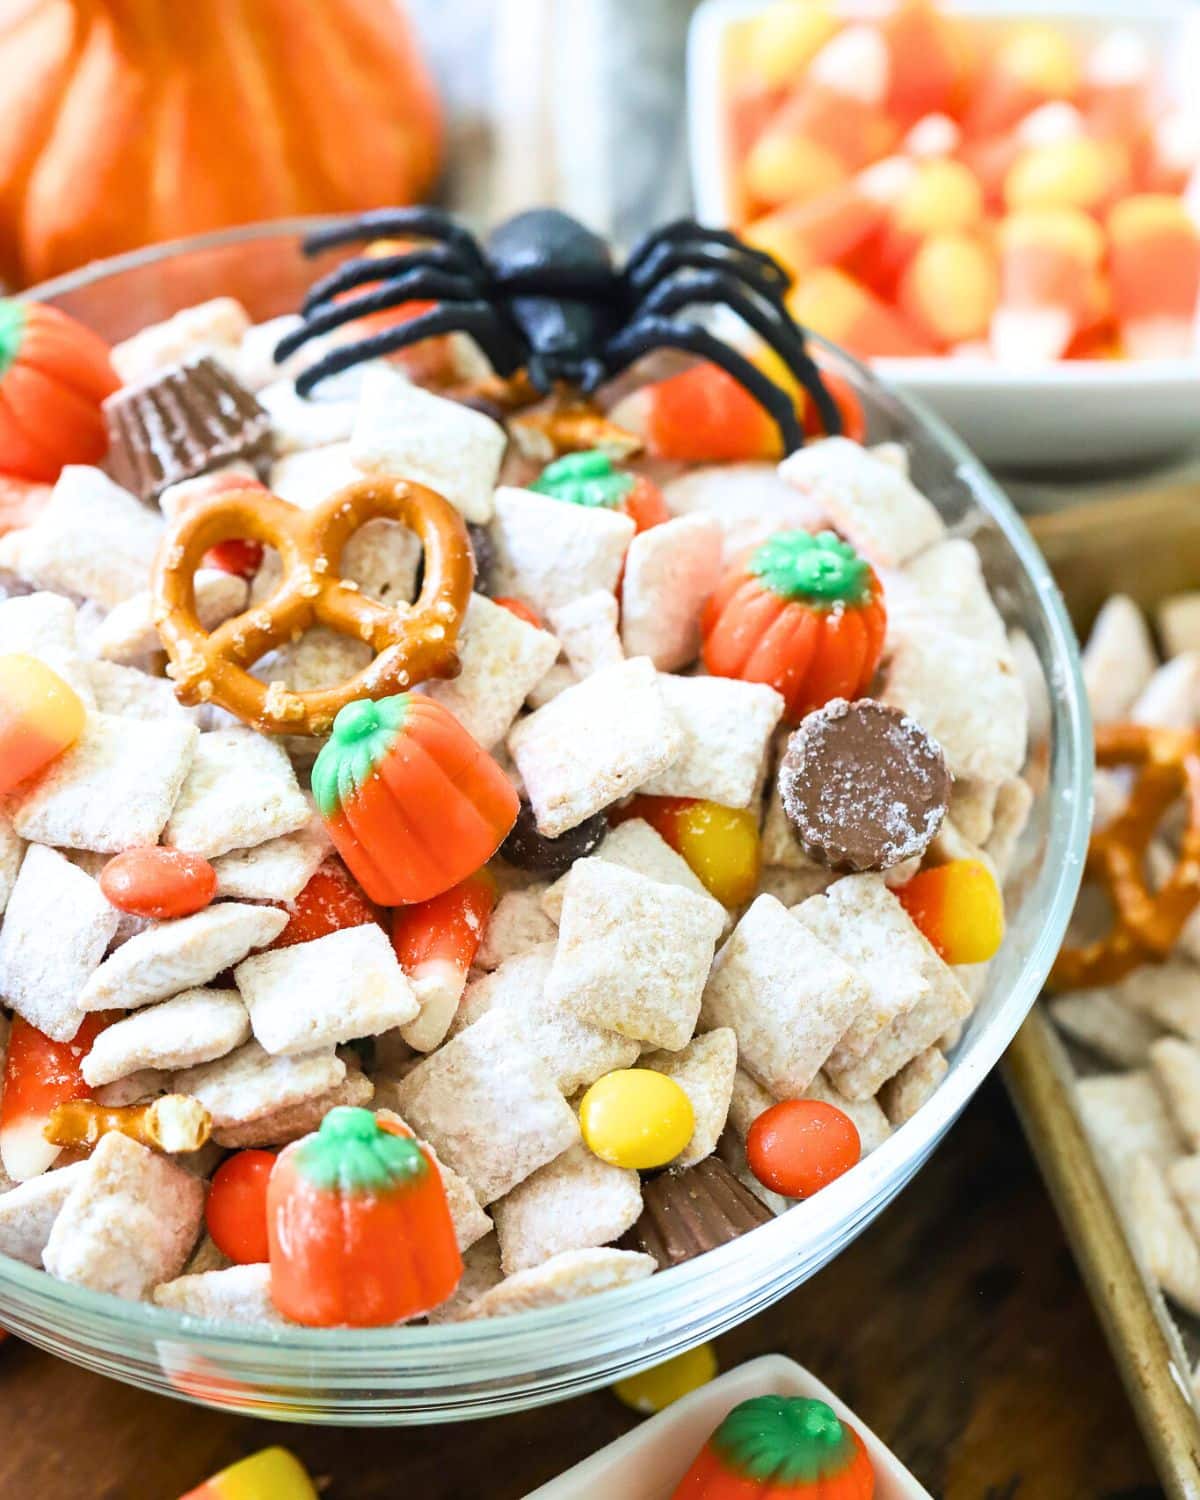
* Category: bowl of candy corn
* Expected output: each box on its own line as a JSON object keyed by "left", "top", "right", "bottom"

{"left": 689, "top": 0, "right": 1200, "bottom": 471}
{"left": 0, "top": 221, "right": 1089, "bottom": 1421}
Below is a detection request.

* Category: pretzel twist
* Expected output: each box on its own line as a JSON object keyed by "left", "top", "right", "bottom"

{"left": 1051, "top": 723, "right": 1200, "bottom": 989}
{"left": 152, "top": 476, "right": 474, "bottom": 736}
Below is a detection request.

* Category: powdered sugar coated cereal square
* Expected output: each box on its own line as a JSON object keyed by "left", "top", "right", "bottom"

{"left": 87, "top": 661, "right": 200, "bottom": 724}
{"left": 0, "top": 592, "right": 95, "bottom": 706}
{"left": 174, "top": 1041, "right": 345, "bottom": 1130}
{"left": 458, "top": 1247, "right": 655, "bottom": 1320}
{"left": 209, "top": 814, "right": 330, "bottom": 903}
{"left": 541, "top": 817, "right": 719, "bottom": 924}
{"left": 474, "top": 886, "right": 557, "bottom": 971}
{"left": 92, "top": 570, "right": 247, "bottom": 665}
{"left": 111, "top": 298, "right": 250, "bottom": 384}
{"left": 492, "top": 1142, "right": 641, "bottom": 1275}
{"left": 81, "top": 989, "right": 251, "bottom": 1087}
{"left": 164, "top": 729, "right": 310, "bottom": 859}
{"left": 547, "top": 591, "right": 623, "bottom": 679}
{"left": 620, "top": 513, "right": 722, "bottom": 670}
{"left": 641, "top": 675, "right": 784, "bottom": 808}
{"left": 490, "top": 485, "right": 634, "bottom": 616}
{"left": 641, "top": 1027, "right": 738, "bottom": 1167}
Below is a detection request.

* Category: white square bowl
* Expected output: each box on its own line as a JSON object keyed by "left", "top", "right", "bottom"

{"left": 688, "top": 0, "right": 1200, "bottom": 473}
{"left": 527, "top": 1355, "right": 933, "bottom": 1499}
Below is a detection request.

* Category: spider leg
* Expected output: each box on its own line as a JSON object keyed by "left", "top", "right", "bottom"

{"left": 277, "top": 269, "right": 489, "bottom": 362}
{"left": 626, "top": 241, "right": 790, "bottom": 305}
{"left": 295, "top": 301, "right": 525, "bottom": 397}
{"left": 625, "top": 219, "right": 787, "bottom": 288}
{"left": 630, "top": 269, "right": 842, "bottom": 436}
{"left": 603, "top": 314, "right": 805, "bottom": 454}
{"left": 301, "top": 245, "right": 482, "bottom": 316}
{"left": 303, "top": 208, "right": 489, "bottom": 277}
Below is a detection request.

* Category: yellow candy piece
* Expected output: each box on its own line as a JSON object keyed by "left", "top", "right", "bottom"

{"left": 743, "top": 0, "right": 837, "bottom": 88}
{"left": 580, "top": 1069, "right": 695, "bottom": 1170}
{"left": 674, "top": 802, "right": 761, "bottom": 909}
{"left": 182, "top": 1446, "right": 317, "bottom": 1500}
{"left": 897, "top": 858, "right": 1005, "bottom": 965}
{"left": 613, "top": 1343, "right": 719, "bottom": 1413}
{"left": 1004, "top": 137, "right": 1115, "bottom": 213}
{"left": 0, "top": 652, "right": 85, "bottom": 795}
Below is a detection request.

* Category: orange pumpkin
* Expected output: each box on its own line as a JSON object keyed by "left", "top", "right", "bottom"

{"left": 0, "top": 0, "right": 442, "bottom": 285}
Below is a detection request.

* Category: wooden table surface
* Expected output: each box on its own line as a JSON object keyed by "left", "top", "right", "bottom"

{"left": 0, "top": 1076, "right": 1164, "bottom": 1500}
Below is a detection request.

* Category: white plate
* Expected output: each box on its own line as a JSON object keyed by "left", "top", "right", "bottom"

{"left": 527, "top": 1355, "right": 932, "bottom": 1499}
{"left": 687, "top": 0, "right": 1200, "bottom": 473}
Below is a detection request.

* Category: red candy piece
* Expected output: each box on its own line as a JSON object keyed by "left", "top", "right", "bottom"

{"left": 746, "top": 1099, "right": 861, "bottom": 1199}
{"left": 205, "top": 1150, "right": 276, "bottom": 1265}
{"left": 166, "top": 469, "right": 267, "bottom": 578}
{"left": 272, "top": 860, "right": 379, "bottom": 950}
{"left": 0, "top": 1013, "right": 115, "bottom": 1181}
{"left": 492, "top": 596, "right": 544, "bottom": 629}
{"left": 391, "top": 870, "right": 496, "bottom": 1049}
{"left": 99, "top": 847, "right": 217, "bottom": 920}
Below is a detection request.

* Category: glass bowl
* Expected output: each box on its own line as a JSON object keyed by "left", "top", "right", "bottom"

{"left": 0, "top": 222, "right": 1092, "bottom": 1424}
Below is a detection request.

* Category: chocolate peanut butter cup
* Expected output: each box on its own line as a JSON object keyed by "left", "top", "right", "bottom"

{"left": 624, "top": 1156, "right": 773, "bottom": 1269}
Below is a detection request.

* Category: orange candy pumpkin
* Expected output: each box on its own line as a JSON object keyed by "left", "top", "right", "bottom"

{"left": 702, "top": 529, "right": 886, "bottom": 723}
{"left": 0, "top": 301, "right": 117, "bottom": 482}
{"left": 0, "top": 0, "right": 442, "bottom": 285}
{"left": 311, "top": 694, "right": 519, "bottom": 906}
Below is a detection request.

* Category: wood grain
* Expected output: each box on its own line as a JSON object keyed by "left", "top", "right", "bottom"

{"left": 0, "top": 1079, "right": 1160, "bottom": 1500}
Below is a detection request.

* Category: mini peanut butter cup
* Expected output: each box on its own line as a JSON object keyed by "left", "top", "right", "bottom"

{"left": 623, "top": 1156, "right": 773, "bottom": 1269}
{"left": 104, "top": 354, "right": 273, "bottom": 502}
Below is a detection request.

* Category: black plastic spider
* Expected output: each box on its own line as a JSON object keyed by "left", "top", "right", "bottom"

{"left": 275, "top": 207, "right": 842, "bottom": 453}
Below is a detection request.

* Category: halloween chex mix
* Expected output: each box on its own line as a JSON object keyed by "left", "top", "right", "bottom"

{"left": 0, "top": 212, "right": 1031, "bottom": 1330}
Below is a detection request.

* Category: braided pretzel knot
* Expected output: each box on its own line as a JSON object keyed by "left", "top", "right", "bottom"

{"left": 151, "top": 477, "right": 473, "bottom": 736}
{"left": 1051, "top": 722, "right": 1200, "bottom": 989}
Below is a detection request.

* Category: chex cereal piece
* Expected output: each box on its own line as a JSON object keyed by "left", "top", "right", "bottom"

{"left": 81, "top": 903, "right": 287, "bottom": 1013}
{"left": 620, "top": 513, "right": 723, "bottom": 671}
{"left": 351, "top": 365, "right": 505, "bottom": 524}
{"left": 1169, "top": 1157, "right": 1200, "bottom": 1247}
{"left": 548, "top": 859, "right": 724, "bottom": 1052}
{"left": 1101, "top": 961, "right": 1200, "bottom": 1043}
{"left": 882, "top": 627, "right": 1026, "bottom": 782}
{"left": 111, "top": 297, "right": 250, "bottom": 383}
{"left": 805, "top": 1072, "right": 892, "bottom": 1154}
{"left": 0, "top": 814, "right": 23, "bottom": 915}
{"left": 153, "top": 1262, "right": 289, "bottom": 1326}
{"left": 159, "top": 462, "right": 257, "bottom": 522}
{"left": 1128, "top": 1153, "right": 1200, "bottom": 1317}
{"left": 1149, "top": 1038, "right": 1200, "bottom": 1151}
{"left": 174, "top": 1041, "right": 344, "bottom": 1129}
{"left": 1131, "top": 654, "right": 1200, "bottom": 729}
{"left": 209, "top": 815, "right": 330, "bottom": 903}
{"left": 889, "top": 539, "right": 1008, "bottom": 652}
{"left": 475, "top": 886, "right": 556, "bottom": 971}
{"left": 526, "top": 661, "right": 576, "bottom": 709}
{"left": 425, "top": 593, "right": 559, "bottom": 750}
{"left": 727, "top": 1067, "right": 775, "bottom": 1140}
{"left": 490, "top": 484, "right": 635, "bottom": 615}
{"left": 985, "top": 777, "right": 1033, "bottom": 881}
{"left": 642, "top": 1028, "right": 738, "bottom": 1168}
{"left": 717, "top": 1129, "right": 789, "bottom": 1216}
{"left": 92, "top": 570, "right": 247, "bottom": 665}
{"left": 1049, "top": 992, "right": 1163, "bottom": 1069}
{"left": 213, "top": 1063, "right": 374, "bottom": 1148}
{"left": 0, "top": 466, "right": 163, "bottom": 609}
{"left": 797, "top": 875, "right": 931, "bottom": 1064}
{"left": 0, "top": 845, "right": 118, "bottom": 1040}
{"left": 661, "top": 462, "right": 824, "bottom": 563}
{"left": 547, "top": 591, "right": 623, "bottom": 678}
{"left": 756, "top": 865, "right": 836, "bottom": 908}
{"left": 1081, "top": 594, "right": 1158, "bottom": 725}
{"left": 0, "top": 1163, "right": 87, "bottom": 1265}
{"left": 164, "top": 729, "right": 310, "bottom": 859}
{"left": 258, "top": 376, "right": 359, "bottom": 454}
{"left": 95, "top": 1070, "right": 171, "bottom": 1108}
{"left": 948, "top": 779, "right": 999, "bottom": 847}
{"left": 761, "top": 777, "right": 834, "bottom": 878}
{"left": 269, "top": 442, "right": 360, "bottom": 509}
{"left": 1078, "top": 1071, "right": 1182, "bottom": 1184}
{"left": 252, "top": 628, "right": 372, "bottom": 710}
{"left": 343, "top": 520, "right": 425, "bottom": 609}
{"left": 541, "top": 818, "right": 720, "bottom": 924}
{"left": 393, "top": 1007, "right": 580, "bottom": 1204}
{"left": 778, "top": 437, "right": 944, "bottom": 568}
{"left": 1159, "top": 593, "right": 1200, "bottom": 659}
{"left": 641, "top": 676, "right": 784, "bottom": 808}
{"left": 233, "top": 314, "right": 304, "bottom": 390}
{"left": 456, "top": 945, "right": 640, "bottom": 1097}
{"left": 492, "top": 1142, "right": 641, "bottom": 1275}
{"left": 373, "top": 1108, "right": 493, "bottom": 1253}
{"left": 87, "top": 661, "right": 199, "bottom": 724}
{"left": 81, "top": 989, "right": 250, "bottom": 1088}
{"left": 459, "top": 1246, "right": 656, "bottom": 1320}
{"left": 509, "top": 657, "right": 683, "bottom": 838}
{"left": 9, "top": 711, "right": 198, "bottom": 853}
{"left": 701, "top": 895, "right": 868, "bottom": 1098}
{"left": 878, "top": 1047, "right": 948, "bottom": 1125}
{"left": 426, "top": 1235, "right": 503, "bottom": 1325}
{"left": 42, "top": 1132, "right": 204, "bottom": 1300}
{"left": 0, "top": 592, "right": 95, "bottom": 706}
{"left": 236, "top": 923, "right": 418, "bottom": 1055}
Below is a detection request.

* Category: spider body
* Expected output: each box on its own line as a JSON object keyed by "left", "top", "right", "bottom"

{"left": 277, "top": 206, "right": 842, "bottom": 453}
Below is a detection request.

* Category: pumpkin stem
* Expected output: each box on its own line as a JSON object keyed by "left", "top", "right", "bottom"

{"left": 0, "top": 301, "right": 27, "bottom": 379}
{"left": 532, "top": 448, "right": 635, "bottom": 510}
{"left": 294, "top": 1106, "right": 428, "bottom": 1194}
{"left": 749, "top": 530, "right": 872, "bottom": 607}
{"left": 709, "top": 1395, "right": 859, "bottom": 1484}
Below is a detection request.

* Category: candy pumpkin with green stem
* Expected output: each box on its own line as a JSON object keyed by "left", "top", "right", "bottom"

{"left": 532, "top": 448, "right": 669, "bottom": 533}
{"left": 670, "top": 1395, "right": 875, "bottom": 1499}
{"left": 701, "top": 529, "right": 886, "bottom": 723}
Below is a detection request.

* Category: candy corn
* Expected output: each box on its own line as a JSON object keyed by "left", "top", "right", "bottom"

{"left": 1108, "top": 195, "right": 1200, "bottom": 358}
{"left": 0, "top": 653, "right": 86, "bottom": 795}
{"left": 391, "top": 869, "right": 496, "bottom": 1051}
{"left": 963, "top": 23, "right": 1080, "bottom": 140}
{"left": 272, "top": 860, "right": 379, "bottom": 949}
{"left": 638, "top": 361, "right": 785, "bottom": 463}
{"left": 179, "top": 1447, "right": 317, "bottom": 1500}
{"left": 898, "top": 232, "right": 999, "bottom": 347}
{"left": 1083, "top": 28, "right": 1151, "bottom": 140}
{"left": 881, "top": 0, "right": 969, "bottom": 126}
{"left": 1004, "top": 136, "right": 1119, "bottom": 214}
{"left": 744, "top": 177, "right": 888, "bottom": 280}
{"left": 0, "top": 1014, "right": 113, "bottom": 1181}
{"left": 613, "top": 796, "right": 761, "bottom": 908}
{"left": 991, "top": 207, "right": 1105, "bottom": 363}
{"left": 902, "top": 112, "right": 961, "bottom": 160}
{"left": 897, "top": 858, "right": 1005, "bottom": 964}
{"left": 870, "top": 156, "right": 984, "bottom": 290}
{"left": 788, "top": 267, "right": 932, "bottom": 358}
{"left": 741, "top": 0, "right": 837, "bottom": 91}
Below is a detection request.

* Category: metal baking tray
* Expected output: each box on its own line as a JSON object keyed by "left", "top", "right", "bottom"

{"left": 1005, "top": 488, "right": 1200, "bottom": 1498}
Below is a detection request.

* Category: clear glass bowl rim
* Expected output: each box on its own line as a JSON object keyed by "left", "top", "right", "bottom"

{"left": 1, "top": 220, "right": 1092, "bottom": 1392}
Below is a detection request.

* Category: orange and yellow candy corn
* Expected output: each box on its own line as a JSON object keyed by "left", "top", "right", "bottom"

{"left": 897, "top": 858, "right": 1005, "bottom": 964}
{"left": 0, "top": 1013, "right": 114, "bottom": 1181}
{"left": 1108, "top": 195, "right": 1200, "bottom": 359}
{"left": 991, "top": 207, "right": 1105, "bottom": 363}
{"left": 745, "top": 178, "right": 887, "bottom": 282}
{"left": 870, "top": 156, "right": 985, "bottom": 290}
{"left": 882, "top": 0, "right": 970, "bottom": 126}
{"left": 639, "top": 361, "right": 785, "bottom": 463}
{"left": 899, "top": 232, "right": 999, "bottom": 347}
{"left": 391, "top": 869, "right": 496, "bottom": 1051}
{"left": 614, "top": 796, "right": 760, "bottom": 909}
{"left": 0, "top": 653, "right": 85, "bottom": 795}
{"left": 963, "top": 23, "right": 1080, "bottom": 140}
{"left": 1004, "top": 135, "right": 1121, "bottom": 214}
{"left": 741, "top": 0, "right": 837, "bottom": 91}
{"left": 788, "top": 267, "right": 932, "bottom": 358}
{"left": 179, "top": 1447, "right": 317, "bottom": 1500}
